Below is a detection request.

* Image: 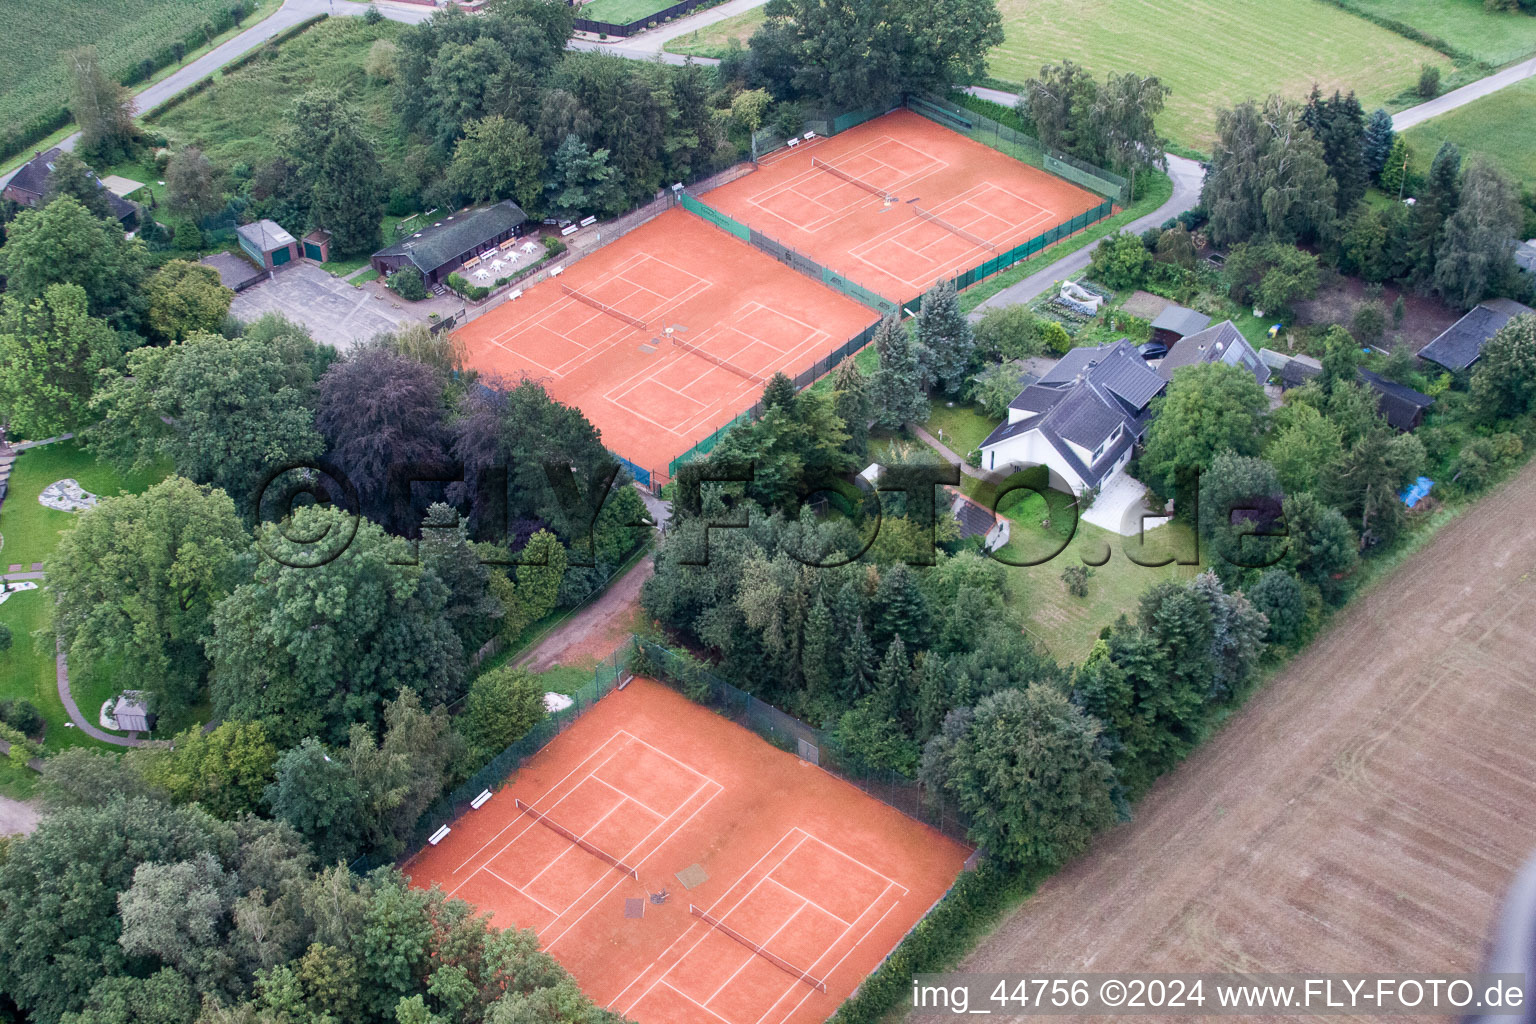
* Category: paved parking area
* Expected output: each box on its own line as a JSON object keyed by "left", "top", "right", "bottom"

{"left": 230, "top": 262, "right": 424, "bottom": 350}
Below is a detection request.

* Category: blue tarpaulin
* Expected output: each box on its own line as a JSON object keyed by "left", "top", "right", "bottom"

{"left": 1401, "top": 476, "right": 1433, "bottom": 508}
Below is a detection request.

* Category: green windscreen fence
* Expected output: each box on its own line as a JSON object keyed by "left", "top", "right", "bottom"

{"left": 906, "top": 93, "right": 1127, "bottom": 202}
{"left": 680, "top": 193, "right": 750, "bottom": 241}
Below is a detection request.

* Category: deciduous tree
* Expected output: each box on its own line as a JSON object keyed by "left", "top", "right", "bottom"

{"left": 0, "top": 283, "right": 125, "bottom": 437}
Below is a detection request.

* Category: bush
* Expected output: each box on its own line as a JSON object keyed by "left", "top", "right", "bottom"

{"left": 0, "top": 621, "right": 10, "bottom": 652}
{"left": 363, "top": 3, "right": 384, "bottom": 23}
{"left": 1417, "top": 64, "right": 1441, "bottom": 98}
{"left": 446, "top": 272, "right": 490, "bottom": 302}
{"left": 1060, "top": 564, "right": 1092, "bottom": 597}
{"left": 0, "top": 698, "right": 42, "bottom": 738}
{"left": 1351, "top": 301, "right": 1386, "bottom": 344}
{"left": 1040, "top": 320, "right": 1072, "bottom": 355}
{"left": 1087, "top": 231, "right": 1153, "bottom": 290}
{"left": 973, "top": 305, "right": 1043, "bottom": 360}
{"left": 386, "top": 266, "right": 427, "bottom": 301}
{"left": 543, "top": 236, "right": 567, "bottom": 257}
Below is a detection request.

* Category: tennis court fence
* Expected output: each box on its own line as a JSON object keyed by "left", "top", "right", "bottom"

{"left": 630, "top": 636, "right": 973, "bottom": 846}
{"left": 905, "top": 93, "right": 1128, "bottom": 203}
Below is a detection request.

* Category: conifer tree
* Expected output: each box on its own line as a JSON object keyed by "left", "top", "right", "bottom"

{"left": 1362, "top": 108, "right": 1395, "bottom": 183}
{"left": 800, "top": 595, "right": 835, "bottom": 703}
{"left": 761, "top": 371, "right": 797, "bottom": 412}
{"left": 870, "top": 314, "right": 927, "bottom": 429}
{"left": 831, "top": 357, "right": 871, "bottom": 460}
{"left": 915, "top": 279, "right": 975, "bottom": 395}
{"left": 843, "top": 617, "right": 875, "bottom": 698}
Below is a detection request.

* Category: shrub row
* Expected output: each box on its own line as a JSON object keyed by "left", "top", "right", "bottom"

{"left": 1313, "top": 0, "right": 1484, "bottom": 68}
{"left": 140, "top": 14, "right": 328, "bottom": 123}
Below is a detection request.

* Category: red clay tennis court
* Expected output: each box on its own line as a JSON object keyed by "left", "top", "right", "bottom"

{"left": 405, "top": 679, "right": 970, "bottom": 1024}
{"left": 455, "top": 208, "right": 876, "bottom": 478}
{"left": 704, "top": 109, "right": 1106, "bottom": 302}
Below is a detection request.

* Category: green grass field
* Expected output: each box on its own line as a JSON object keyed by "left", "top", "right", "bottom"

{"left": 578, "top": 0, "right": 683, "bottom": 26}
{"left": 1403, "top": 75, "right": 1536, "bottom": 189}
{"left": 926, "top": 400, "right": 997, "bottom": 459}
{"left": 153, "top": 17, "right": 407, "bottom": 170}
{"left": 0, "top": 441, "right": 170, "bottom": 568}
{"left": 664, "top": 6, "right": 766, "bottom": 56}
{"left": 0, "top": 0, "right": 255, "bottom": 158}
{"left": 1345, "top": 0, "right": 1536, "bottom": 66}
{"left": 987, "top": 0, "right": 1454, "bottom": 152}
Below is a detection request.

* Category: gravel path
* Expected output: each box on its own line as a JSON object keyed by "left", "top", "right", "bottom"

{"left": 56, "top": 644, "right": 143, "bottom": 748}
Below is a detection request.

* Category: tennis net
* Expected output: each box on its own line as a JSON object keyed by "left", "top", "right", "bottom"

{"left": 515, "top": 798, "right": 639, "bottom": 878}
{"left": 811, "top": 157, "right": 893, "bottom": 201}
{"left": 690, "top": 904, "right": 829, "bottom": 991}
{"left": 913, "top": 205, "right": 998, "bottom": 253}
{"left": 561, "top": 284, "right": 648, "bottom": 330}
{"left": 671, "top": 335, "right": 765, "bottom": 384}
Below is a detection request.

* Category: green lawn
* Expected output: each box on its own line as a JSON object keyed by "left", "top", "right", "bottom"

{"left": 926, "top": 400, "right": 996, "bottom": 459}
{"left": 152, "top": 17, "right": 407, "bottom": 170}
{"left": 987, "top": 0, "right": 1454, "bottom": 152}
{"left": 664, "top": 6, "right": 766, "bottom": 56}
{"left": 0, "top": 441, "right": 171, "bottom": 568}
{"left": 0, "top": 589, "right": 106, "bottom": 756}
{"left": 578, "top": 0, "right": 685, "bottom": 26}
{"left": 1345, "top": 0, "right": 1536, "bottom": 66}
{"left": 1402, "top": 75, "right": 1536, "bottom": 189}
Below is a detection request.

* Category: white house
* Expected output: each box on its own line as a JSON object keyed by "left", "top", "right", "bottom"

{"left": 978, "top": 339, "right": 1166, "bottom": 495}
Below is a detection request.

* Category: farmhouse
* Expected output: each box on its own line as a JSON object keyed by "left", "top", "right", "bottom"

{"left": 1418, "top": 297, "right": 1535, "bottom": 371}
{"left": 236, "top": 219, "right": 300, "bottom": 270}
{"left": 979, "top": 339, "right": 1166, "bottom": 495}
{"left": 1148, "top": 303, "right": 1212, "bottom": 350}
{"left": 370, "top": 200, "right": 529, "bottom": 287}
{"left": 2, "top": 147, "right": 138, "bottom": 228}
{"left": 1156, "top": 319, "right": 1267, "bottom": 384}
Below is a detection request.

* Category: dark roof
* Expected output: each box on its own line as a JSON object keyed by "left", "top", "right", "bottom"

{"left": 1358, "top": 368, "right": 1433, "bottom": 431}
{"left": 950, "top": 493, "right": 996, "bottom": 540}
{"left": 1279, "top": 355, "right": 1322, "bottom": 389}
{"left": 983, "top": 339, "right": 1165, "bottom": 488}
{"left": 1149, "top": 304, "right": 1211, "bottom": 337}
{"left": 372, "top": 200, "right": 528, "bottom": 274}
{"left": 7, "top": 147, "right": 138, "bottom": 223}
{"left": 1420, "top": 298, "right": 1535, "bottom": 370}
{"left": 1158, "top": 320, "right": 1267, "bottom": 383}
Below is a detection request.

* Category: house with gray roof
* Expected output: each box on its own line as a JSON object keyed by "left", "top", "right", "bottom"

{"left": 1419, "top": 297, "right": 1535, "bottom": 371}
{"left": 1157, "top": 320, "right": 1267, "bottom": 384}
{"left": 2, "top": 146, "right": 138, "bottom": 228}
{"left": 1148, "top": 303, "right": 1212, "bottom": 349}
{"left": 979, "top": 339, "right": 1166, "bottom": 494}
{"left": 370, "top": 200, "right": 529, "bottom": 287}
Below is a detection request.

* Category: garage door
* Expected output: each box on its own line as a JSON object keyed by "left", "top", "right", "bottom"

{"left": 271, "top": 246, "right": 291, "bottom": 266}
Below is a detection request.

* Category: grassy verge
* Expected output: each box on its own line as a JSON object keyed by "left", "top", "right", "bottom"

{"left": 1326, "top": 0, "right": 1536, "bottom": 67}
{"left": 663, "top": 5, "right": 767, "bottom": 57}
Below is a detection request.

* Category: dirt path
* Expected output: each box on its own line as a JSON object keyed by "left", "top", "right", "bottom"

{"left": 517, "top": 555, "right": 654, "bottom": 672}
{"left": 947, "top": 460, "right": 1536, "bottom": 1003}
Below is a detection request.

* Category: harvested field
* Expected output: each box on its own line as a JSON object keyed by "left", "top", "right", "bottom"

{"left": 946, "top": 459, "right": 1536, "bottom": 1005}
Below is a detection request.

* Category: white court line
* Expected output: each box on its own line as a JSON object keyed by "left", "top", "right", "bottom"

{"left": 766, "top": 888, "right": 904, "bottom": 1024}
{"left": 797, "top": 829, "right": 910, "bottom": 894}
{"left": 519, "top": 787, "right": 635, "bottom": 890}
{"left": 766, "top": 876, "right": 850, "bottom": 927}
{"left": 449, "top": 732, "right": 632, "bottom": 876}
{"left": 705, "top": 899, "right": 814, "bottom": 1006}
{"left": 543, "top": 775, "right": 723, "bottom": 950}
{"left": 662, "top": 980, "right": 739, "bottom": 1024}
{"left": 612, "top": 829, "right": 810, "bottom": 1014}
{"left": 482, "top": 867, "right": 562, "bottom": 917}
{"left": 593, "top": 775, "right": 668, "bottom": 819}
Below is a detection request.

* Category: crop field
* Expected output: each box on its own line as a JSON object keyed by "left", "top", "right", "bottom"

{"left": 1346, "top": 0, "right": 1536, "bottom": 66}
{"left": 987, "top": 0, "right": 1453, "bottom": 151}
{"left": 0, "top": 0, "right": 243, "bottom": 157}
{"left": 943, "top": 460, "right": 1536, "bottom": 1000}
{"left": 1403, "top": 75, "right": 1536, "bottom": 189}
{"left": 152, "top": 18, "right": 406, "bottom": 169}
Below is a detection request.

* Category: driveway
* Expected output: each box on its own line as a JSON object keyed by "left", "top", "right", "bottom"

{"left": 230, "top": 262, "right": 426, "bottom": 350}
{"left": 1081, "top": 469, "right": 1160, "bottom": 536}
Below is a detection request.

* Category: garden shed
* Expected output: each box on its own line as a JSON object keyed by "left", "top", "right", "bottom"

{"left": 237, "top": 220, "right": 300, "bottom": 269}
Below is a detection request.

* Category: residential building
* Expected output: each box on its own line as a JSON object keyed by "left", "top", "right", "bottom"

{"left": 1, "top": 147, "right": 138, "bottom": 228}
{"left": 978, "top": 339, "right": 1166, "bottom": 495}
{"left": 1157, "top": 319, "right": 1267, "bottom": 384}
